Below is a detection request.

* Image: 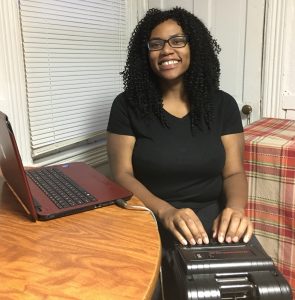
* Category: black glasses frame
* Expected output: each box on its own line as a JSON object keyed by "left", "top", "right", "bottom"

{"left": 147, "top": 35, "right": 188, "bottom": 51}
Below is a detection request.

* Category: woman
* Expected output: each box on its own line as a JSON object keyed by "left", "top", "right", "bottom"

{"left": 107, "top": 7, "right": 253, "bottom": 248}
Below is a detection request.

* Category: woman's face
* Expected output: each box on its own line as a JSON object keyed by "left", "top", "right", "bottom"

{"left": 148, "top": 19, "right": 190, "bottom": 83}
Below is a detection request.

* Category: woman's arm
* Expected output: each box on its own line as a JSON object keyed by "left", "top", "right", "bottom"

{"left": 212, "top": 132, "right": 253, "bottom": 243}
{"left": 107, "top": 132, "right": 209, "bottom": 245}
{"left": 107, "top": 132, "right": 172, "bottom": 215}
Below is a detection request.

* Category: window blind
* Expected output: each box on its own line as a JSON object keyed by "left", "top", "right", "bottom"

{"left": 18, "top": 0, "right": 127, "bottom": 159}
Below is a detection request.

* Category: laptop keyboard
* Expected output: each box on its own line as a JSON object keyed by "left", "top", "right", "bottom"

{"left": 26, "top": 167, "right": 96, "bottom": 209}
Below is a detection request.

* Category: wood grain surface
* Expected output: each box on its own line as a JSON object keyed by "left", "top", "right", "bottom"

{"left": 0, "top": 175, "right": 161, "bottom": 300}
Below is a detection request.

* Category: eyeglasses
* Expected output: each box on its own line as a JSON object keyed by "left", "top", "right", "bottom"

{"left": 147, "top": 35, "right": 188, "bottom": 51}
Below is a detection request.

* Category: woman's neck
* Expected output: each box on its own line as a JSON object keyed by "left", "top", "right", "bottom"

{"left": 160, "top": 80, "right": 190, "bottom": 117}
{"left": 160, "top": 79, "right": 187, "bottom": 101}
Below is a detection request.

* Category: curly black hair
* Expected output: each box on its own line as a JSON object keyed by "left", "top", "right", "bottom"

{"left": 122, "top": 7, "right": 221, "bottom": 129}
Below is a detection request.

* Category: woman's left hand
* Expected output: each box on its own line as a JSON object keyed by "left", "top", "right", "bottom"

{"left": 212, "top": 207, "right": 253, "bottom": 243}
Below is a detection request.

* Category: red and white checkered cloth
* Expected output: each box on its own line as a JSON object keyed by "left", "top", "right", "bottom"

{"left": 244, "top": 117, "right": 295, "bottom": 295}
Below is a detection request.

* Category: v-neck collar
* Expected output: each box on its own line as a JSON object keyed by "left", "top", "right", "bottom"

{"left": 163, "top": 108, "right": 190, "bottom": 120}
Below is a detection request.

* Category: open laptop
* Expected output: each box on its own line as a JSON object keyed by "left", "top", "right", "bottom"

{"left": 0, "top": 111, "right": 132, "bottom": 221}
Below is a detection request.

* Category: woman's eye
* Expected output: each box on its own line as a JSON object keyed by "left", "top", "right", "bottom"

{"left": 150, "top": 40, "right": 162, "bottom": 47}
{"left": 171, "top": 38, "right": 185, "bottom": 45}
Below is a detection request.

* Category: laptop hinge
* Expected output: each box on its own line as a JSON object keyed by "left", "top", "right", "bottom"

{"left": 32, "top": 197, "right": 42, "bottom": 211}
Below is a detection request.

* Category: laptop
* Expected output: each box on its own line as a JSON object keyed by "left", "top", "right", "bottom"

{"left": 0, "top": 111, "right": 132, "bottom": 221}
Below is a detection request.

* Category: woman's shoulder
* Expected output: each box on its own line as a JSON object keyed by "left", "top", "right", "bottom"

{"left": 107, "top": 92, "right": 135, "bottom": 135}
{"left": 213, "top": 89, "right": 237, "bottom": 104}
{"left": 111, "top": 92, "right": 132, "bottom": 113}
{"left": 212, "top": 89, "right": 240, "bottom": 113}
{"left": 112, "top": 92, "right": 127, "bottom": 106}
{"left": 211, "top": 90, "right": 243, "bottom": 133}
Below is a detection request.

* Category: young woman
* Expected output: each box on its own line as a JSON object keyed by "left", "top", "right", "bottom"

{"left": 107, "top": 7, "right": 253, "bottom": 247}
{"left": 107, "top": 7, "right": 254, "bottom": 298}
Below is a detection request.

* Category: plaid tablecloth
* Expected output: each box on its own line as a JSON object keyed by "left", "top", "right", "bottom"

{"left": 244, "top": 117, "right": 295, "bottom": 294}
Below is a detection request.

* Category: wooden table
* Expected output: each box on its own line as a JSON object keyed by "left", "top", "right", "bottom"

{"left": 0, "top": 174, "right": 161, "bottom": 300}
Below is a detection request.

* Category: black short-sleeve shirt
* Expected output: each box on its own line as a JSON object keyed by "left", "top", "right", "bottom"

{"left": 107, "top": 90, "right": 243, "bottom": 210}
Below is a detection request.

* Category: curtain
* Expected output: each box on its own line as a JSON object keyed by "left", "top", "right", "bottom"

{"left": 19, "top": 0, "right": 127, "bottom": 161}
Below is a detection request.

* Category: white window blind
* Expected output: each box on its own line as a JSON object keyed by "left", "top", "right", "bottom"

{"left": 18, "top": 0, "right": 127, "bottom": 159}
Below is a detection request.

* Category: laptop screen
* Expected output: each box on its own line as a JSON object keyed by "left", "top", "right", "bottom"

{"left": 0, "top": 112, "right": 37, "bottom": 220}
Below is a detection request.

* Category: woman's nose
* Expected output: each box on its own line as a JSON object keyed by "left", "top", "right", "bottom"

{"left": 160, "top": 42, "right": 174, "bottom": 54}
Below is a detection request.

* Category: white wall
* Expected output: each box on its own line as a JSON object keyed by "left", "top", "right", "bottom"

{"left": 0, "top": 1, "right": 294, "bottom": 164}
{"left": 0, "top": 0, "right": 32, "bottom": 164}
{"left": 281, "top": 0, "right": 295, "bottom": 119}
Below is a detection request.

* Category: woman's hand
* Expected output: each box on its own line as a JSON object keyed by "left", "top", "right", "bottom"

{"left": 212, "top": 207, "right": 253, "bottom": 243}
{"left": 159, "top": 207, "right": 209, "bottom": 246}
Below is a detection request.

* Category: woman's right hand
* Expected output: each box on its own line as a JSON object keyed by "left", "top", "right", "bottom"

{"left": 158, "top": 207, "right": 209, "bottom": 246}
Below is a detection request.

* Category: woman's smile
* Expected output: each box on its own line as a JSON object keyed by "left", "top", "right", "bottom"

{"left": 159, "top": 58, "right": 181, "bottom": 70}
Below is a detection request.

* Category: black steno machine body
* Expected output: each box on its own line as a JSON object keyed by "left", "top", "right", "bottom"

{"left": 172, "top": 237, "right": 292, "bottom": 300}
